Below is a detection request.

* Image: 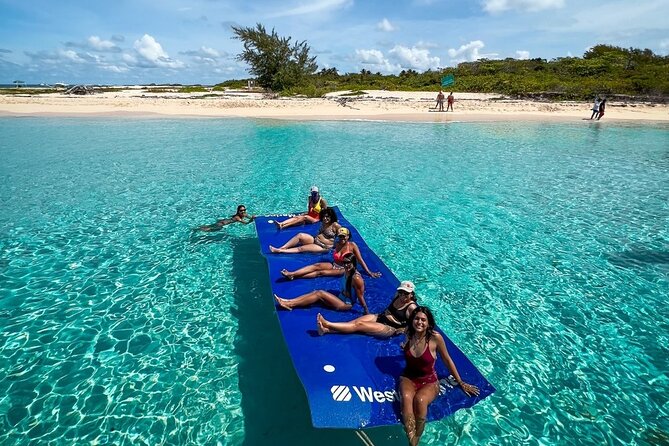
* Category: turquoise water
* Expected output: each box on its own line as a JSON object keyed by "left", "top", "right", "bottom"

{"left": 0, "top": 117, "right": 668, "bottom": 445}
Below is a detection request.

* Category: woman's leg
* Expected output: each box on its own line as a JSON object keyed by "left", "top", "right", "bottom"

{"left": 412, "top": 382, "right": 439, "bottom": 446}
{"left": 273, "top": 243, "right": 330, "bottom": 254}
{"left": 281, "top": 262, "right": 331, "bottom": 279}
{"left": 275, "top": 291, "right": 351, "bottom": 311}
{"left": 277, "top": 214, "right": 318, "bottom": 229}
{"left": 270, "top": 233, "right": 314, "bottom": 252}
{"left": 399, "top": 377, "right": 418, "bottom": 446}
{"left": 298, "top": 267, "right": 345, "bottom": 279}
{"left": 317, "top": 313, "right": 396, "bottom": 336}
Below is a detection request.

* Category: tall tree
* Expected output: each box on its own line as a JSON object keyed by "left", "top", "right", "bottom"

{"left": 232, "top": 23, "right": 317, "bottom": 92}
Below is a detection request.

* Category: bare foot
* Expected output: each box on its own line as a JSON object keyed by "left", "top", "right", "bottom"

{"left": 280, "top": 269, "right": 294, "bottom": 280}
{"left": 274, "top": 220, "right": 282, "bottom": 230}
{"left": 317, "top": 313, "right": 329, "bottom": 335}
{"left": 269, "top": 245, "right": 279, "bottom": 253}
{"left": 274, "top": 294, "right": 292, "bottom": 311}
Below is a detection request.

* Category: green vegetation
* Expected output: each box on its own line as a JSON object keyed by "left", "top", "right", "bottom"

{"left": 231, "top": 23, "right": 317, "bottom": 92}
{"left": 226, "top": 44, "right": 669, "bottom": 100}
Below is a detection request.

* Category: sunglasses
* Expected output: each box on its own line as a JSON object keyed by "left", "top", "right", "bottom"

{"left": 239, "top": 209, "right": 247, "bottom": 212}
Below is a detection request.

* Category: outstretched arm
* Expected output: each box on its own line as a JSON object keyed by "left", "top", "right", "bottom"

{"left": 352, "top": 243, "right": 381, "bottom": 278}
{"left": 240, "top": 215, "right": 256, "bottom": 224}
{"left": 435, "top": 333, "right": 479, "bottom": 397}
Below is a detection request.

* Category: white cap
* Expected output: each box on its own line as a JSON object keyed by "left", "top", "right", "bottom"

{"left": 310, "top": 185, "right": 319, "bottom": 193}
{"left": 397, "top": 281, "right": 415, "bottom": 293}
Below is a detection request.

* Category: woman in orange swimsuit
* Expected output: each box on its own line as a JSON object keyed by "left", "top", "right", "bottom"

{"left": 399, "top": 306, "right": 480, "bottom": 446}
{"left": 280, "top": 227, "right": 381, "bottom": 280}
{"left": 275, "top": 186, "right": 328, "bottom": 230}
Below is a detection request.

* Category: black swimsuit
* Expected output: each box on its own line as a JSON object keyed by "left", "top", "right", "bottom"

{"left": 376, "top": 295, "right": 412, "bottom": 329}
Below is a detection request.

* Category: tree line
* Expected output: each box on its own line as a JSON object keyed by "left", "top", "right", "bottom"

{"left": 227, "top": 24, "right": 668, "bottom": 100}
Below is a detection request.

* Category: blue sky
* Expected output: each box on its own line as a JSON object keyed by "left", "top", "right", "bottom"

{"left": 1, "top": 0, "right": 667, "bottom": 85}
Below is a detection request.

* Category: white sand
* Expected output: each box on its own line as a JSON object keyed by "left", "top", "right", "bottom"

{"left": 0, "top": 89, "right": 667, "bottom": 123}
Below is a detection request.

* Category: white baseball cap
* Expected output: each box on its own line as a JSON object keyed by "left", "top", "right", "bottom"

{"left": 397, "top": 281, "right": 415, "bottom": 293}
{"left": 310, "top": 185, "right": 319, "bottom": 193}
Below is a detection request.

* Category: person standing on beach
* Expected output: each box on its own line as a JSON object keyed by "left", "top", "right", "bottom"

{"left": 597, "top": 98, "right": 607, "bottom": 120}
{"left": 446, "top": 92, "right": 454, "bottom": 112}
{"left": 590, "top": 96, "right": 601, "bottom": 120}
{"left": 436, "top": 90, "right": 445, "bottom": 112}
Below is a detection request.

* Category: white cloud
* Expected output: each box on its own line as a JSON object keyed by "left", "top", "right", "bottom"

{"left": 389, "top": 45, "right": 440, "bottom": 71}
{"left": 355, "top": 49, "right": 400, "bottom": 73}
{"left": 59, "top": 49, "right": 85, "bottom": 63}
{"left": 448, "top": 40, "right": 499, "bottom": 63}
{"left": 269, "top": 0, "right": 352, "bottom": 18}
{"left": 88, "top": 36, "right": 118, "bottom": 52}
{"left": 515, "top": 50, "right": 530, "bottom": 59}
{"left": 133, "top": 34, "right": 183, "bottom": 68}
{"left": 355, "top": 45, "right": 440, "bottom": 72}
{"left": 482, "top": 0, "right": 564, "bottom": 13}
{"left": 377, "top": 18, "right": 396, "bottom": 32}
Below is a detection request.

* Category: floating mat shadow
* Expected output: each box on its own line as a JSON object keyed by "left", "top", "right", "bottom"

{"left": 255, "top": 207, "right": 495, "bottom": 429}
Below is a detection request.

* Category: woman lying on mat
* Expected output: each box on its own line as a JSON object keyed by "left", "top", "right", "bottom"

{"left": 317, "top": 281, "right": 417, "bottom": 337}
{"left": 269, "top": 208, "right": 340, "bottom": 254}
{"left": 274, "top": 186, "right": 328, "bottom": 230}
{"left": 280, "top": 227, "right": 381, "bottom": 280}
{"left": 399, "top": 306, "right": 479, "bottom": 446}
{"left": 274, "top": 253, "right": 369, "bottom": 314}
{"left": 192, "top": 205, "right": 255, "bottom": 232}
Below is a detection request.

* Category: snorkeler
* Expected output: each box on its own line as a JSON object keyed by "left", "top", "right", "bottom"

{"left": 193, "top": 205, "right": 255, "bottom": 232}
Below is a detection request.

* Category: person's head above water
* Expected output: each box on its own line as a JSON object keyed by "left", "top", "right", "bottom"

{"left": 236, "top": 204, "right": 247, "bottom": 215}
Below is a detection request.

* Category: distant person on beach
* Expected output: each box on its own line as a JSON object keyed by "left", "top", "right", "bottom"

{"left": 436, "top": 90, "right": 445, "bottom": 111}
{"left": 399, "top": 306, "right": 480, "bottom": 446}
{"left": 446, "top": 92, "right": 454, "bottom": 112}
{"left": 274, "top": 186, "right": 328, "bottom": 230}
{"left": 270, "top": 208, "right": 340, "bottom": 254}
{"left": 274, "top": 252, "right": 370, "bottom": 314}
{"left": 280, "top": 227, "right": 381, "bottom": 280}
{"left": 597, "top": 98, "right": 607, "bottom": 120}
{"left": 590, "top": 96, "right": 601, "bottom": 120}
{"left": 193, "top": 205, "right": 255, "bottom": 231}
{"left": 317, "top": 281, "right": 418, "bottom": 337}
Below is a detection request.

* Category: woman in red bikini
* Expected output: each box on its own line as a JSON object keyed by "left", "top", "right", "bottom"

{"left": 280, "top": 227, "right": 381, "bottom": 280}
{"left": 400, "top": 306, "right": 480, "bottom": 446}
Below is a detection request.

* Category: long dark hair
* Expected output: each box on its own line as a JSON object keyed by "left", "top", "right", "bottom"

{"left": 236, "top": 204, "right": 246, "bottom": 216}
{"left": 343, "top": 253, "right": 358, "bottom": 303}
{"left": 319, "top": 207, "right": 337, "bottom": 223}
{"left": 407, "top": 306, "right": 436, "bottom": 343}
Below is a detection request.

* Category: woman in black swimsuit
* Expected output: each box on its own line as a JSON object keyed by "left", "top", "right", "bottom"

{"left": 317, "top": 281, "right": 417, "bottom": 337}
{"left": 269, "top": 208, "right": 340, "bottom": 254}
{"left": 193, "top": 205, "right": 255, "bottom": 232}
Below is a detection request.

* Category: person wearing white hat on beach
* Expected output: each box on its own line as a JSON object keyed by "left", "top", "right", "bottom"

{"left": 317, "top": 281, "right": 418, "bottom": 337}
{"left": 274, "top": 186, "right": 328, "bottom": 230}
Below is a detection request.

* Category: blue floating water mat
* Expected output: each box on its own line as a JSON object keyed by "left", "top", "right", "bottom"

{"left": 255, "top": 207, "right": 495, "bottom": 429}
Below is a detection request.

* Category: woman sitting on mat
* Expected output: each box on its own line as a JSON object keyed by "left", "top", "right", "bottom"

{"left": 274, "top": 253, "right": 370, "bottom": 314}
{"left": 275, "top": 186, "right": 328, "bottom": 230}
{"left": 269, "top": 208, "right": 340, "bottom": 254}
{"left": 399, "top": 306, "right": 480, "bottom": 446}
{"left": 193, "top": 205, "right": 255, "bottom": 232}
{"left": 280, "top": 227, "right": 381, "bottom": 280}
{"left": 317, "top": 281, "right": 417, "bottom": 337}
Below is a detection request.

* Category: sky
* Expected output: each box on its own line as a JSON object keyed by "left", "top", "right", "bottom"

{"left": 0, "top": 0, "right": 668, "bottom": 85}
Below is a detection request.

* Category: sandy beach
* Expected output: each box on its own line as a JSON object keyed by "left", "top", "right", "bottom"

{"left": 0, "top": 88, "right": 667, "bottom": 122}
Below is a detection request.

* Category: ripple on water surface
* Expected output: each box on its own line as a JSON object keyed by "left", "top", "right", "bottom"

{"left": 0, "top": 118, "right": 668, "bottom": 445}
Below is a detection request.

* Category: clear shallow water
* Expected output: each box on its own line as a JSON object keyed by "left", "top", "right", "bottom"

{"left": 0, "top": 117, "right": 668, "bottom": 445}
